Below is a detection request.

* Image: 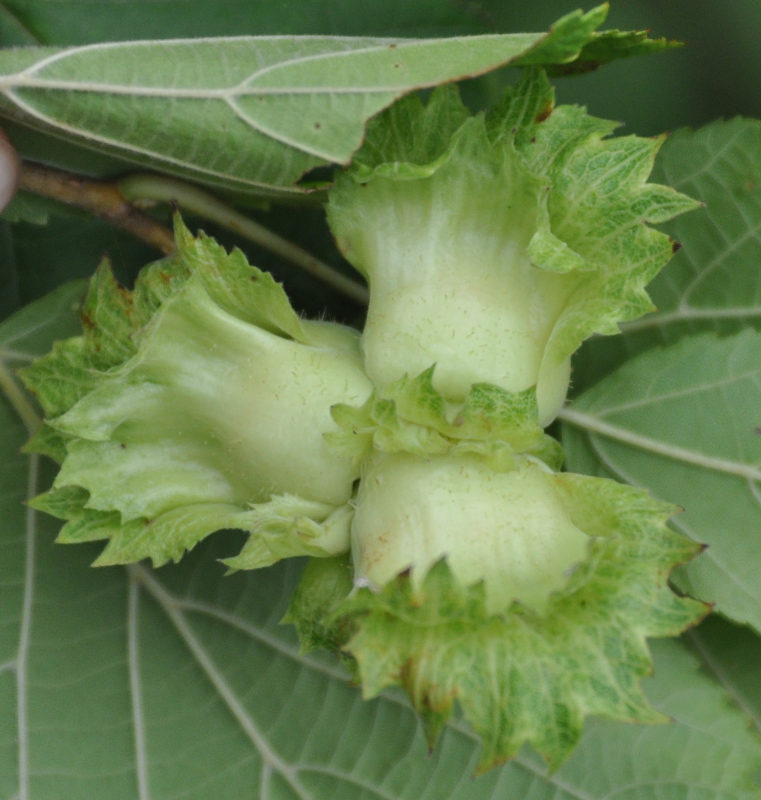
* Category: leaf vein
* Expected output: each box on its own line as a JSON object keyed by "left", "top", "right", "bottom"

{"left": 587, "top": 365, "right": 761, "bottom": 415}
{"left": 127, "top": 578, "right": 151, "bottom": 800}
{"left": 131, "top": 565, "right": 309, "bottom": 799}
{"left": 559, "top": 407, "right": 761, "bottom": 481}
{"left": 0, "top": 88, "right": 304, "bottom": 195}
{"left": 621, "top": 305, "right": 761, "bottom": 332}
{"left": 582, "top": 432, "right": 761, "bottom": 609}
{"left": 296, "top": 764, "right": 400, "bottom": 800}
{"left": 15, "top": 453, "right": 40, "bottom": 800}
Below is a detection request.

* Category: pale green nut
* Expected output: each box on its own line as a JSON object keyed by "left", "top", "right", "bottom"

{"left": 52, "top": 279, "right": 374, "bottom": 518}
{"left": 326, "top": 116, "right": 577, "bottom": 427}
{"left": 353, "top": 174, "right": 573, "bottom": 427}
{"left": 351, "top": 451, "right": 590, "bottom": 615}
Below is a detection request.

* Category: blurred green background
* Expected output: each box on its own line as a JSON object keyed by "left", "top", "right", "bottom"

{"left": 473, "top": 0, "right": 761, "bottom": 136}
{"left": 2, "top": 0, "right": 759, "bottom": 322}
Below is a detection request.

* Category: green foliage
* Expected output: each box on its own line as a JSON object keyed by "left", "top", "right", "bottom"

{"left": 2, "top": 3, "right": 761, "bottom": 798}
{"left": 564, "top": 330, "right": 761, "bottom": 632}
{"left": 0, "top": 290, "right": 758, "bottom": 797}
{"left": 0, "top": 5, "right": 656, "bottom": 199}
{"left": 564, "top": 120, "right": 761, "bottom": 638}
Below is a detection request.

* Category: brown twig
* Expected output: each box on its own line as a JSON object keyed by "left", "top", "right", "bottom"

{"left": 18, "top": 161, "right": 370, "bottom": 304}
{"left": 19, "top": 161, "right": 175, "bottom": 255}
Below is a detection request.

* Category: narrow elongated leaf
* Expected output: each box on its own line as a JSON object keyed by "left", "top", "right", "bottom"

{"left": 0, "top": 7, "right": 669, "bottom": 197}
{"left": 562, "top": 330, "right": 761, "bottom": 633}
{"left": 2, "top": 286, "right": 760, "bottom": 800}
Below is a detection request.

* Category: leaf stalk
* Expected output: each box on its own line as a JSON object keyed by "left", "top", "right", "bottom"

{"left": 117, "top": 173, "right": 369, "bottom": 305}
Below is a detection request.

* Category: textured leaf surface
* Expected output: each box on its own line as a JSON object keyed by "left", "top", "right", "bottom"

{"left": 562, "top": 330, "right": 761, "bottom": 634}
{"left": 572, "top": 118, "right": 761, "bottom": 394}
{"left": 0, "top": 32, "right": 555, "bottom": 197}
{"left": 0, "top": 6, "right": 669, "bottom": 198}
{"left": 2, "top": 287, "right": 760, "bottom": 799}
{"left": 686, "top": 614, "right": 761, "bottom": 732}
{"left": 0, "top": 0, "right": 499, "bottom": 186}
{"left": 631, "top": 119, "right": 761, "bottom": 336}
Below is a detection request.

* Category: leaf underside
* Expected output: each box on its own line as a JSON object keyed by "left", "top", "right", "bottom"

{"left": 0, "top": 5, "right": 677, "bottom": 196}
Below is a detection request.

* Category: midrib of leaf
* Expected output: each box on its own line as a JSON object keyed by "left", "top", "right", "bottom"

{"left": 142, "top": 572, "right": 350, "bottom": 683}
{"left": 0, "top": 34, "right": 533, "bottom": 167}
{"left": 127, "top": 577, "right": 150, "bottom": 800}
{"left": 136, "top": 558, "right": 746, "bottom": 800}
{"left": 4, "top": 39, "right": 425, "bottom": 94}
{"left": 15, "top": 452, "right": 38, "bottom": 800}
{"left": 572, "top": 430, "right": 761, "bottom": 608}
{"left": 130, "top": 564, "right": 310, "bottom": 800}
{"left": 133, "top": 561, "right": 599, "bottom": 800}
{"left": 0, "top": 344, "right": 43, "bottom": 800}
{"left": 581, "top": 365, "right": 761, "bottom": 415}
{"left": 0, "top": 30, "right": 587, "bottom": 197}
{"left": 558, "top": 406, "right": 761, "bottom": 483}
{"left": 2, "top": 32, "right": 536, "bottom": 89}
{"left": 0, "top": 349, "right": 35, "bottom": 363}
{"left": 622, "top": 305, "right": 761, "bottom": 332}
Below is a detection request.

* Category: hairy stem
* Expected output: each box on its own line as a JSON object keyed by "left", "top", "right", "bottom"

{"left": 118, "top": 173, "right": 369, "bottom": 305}
{"left": 19, "top": 162, "right": 175, "bottom": 254}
